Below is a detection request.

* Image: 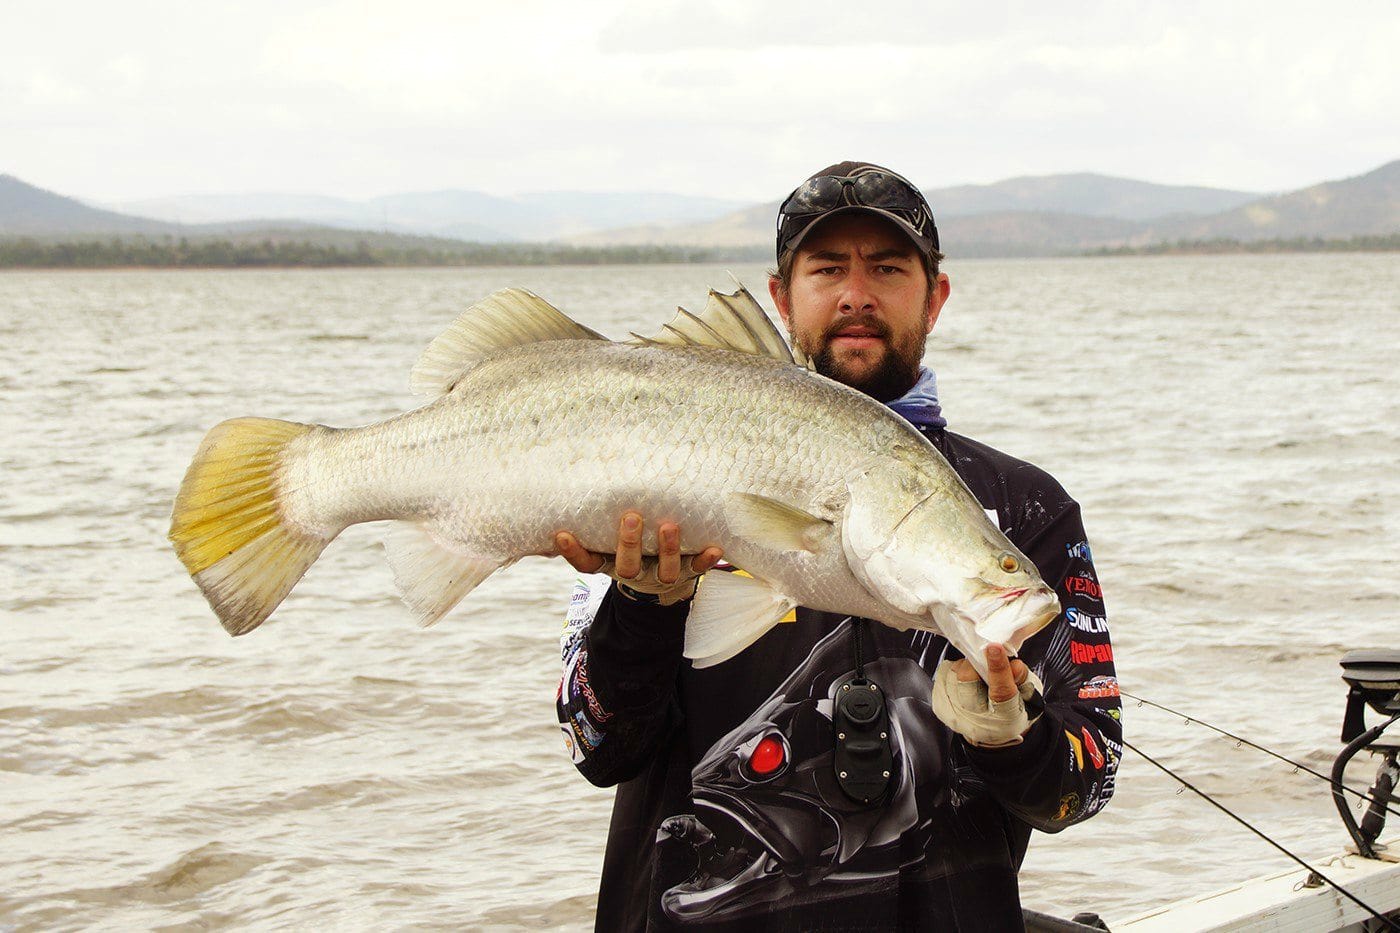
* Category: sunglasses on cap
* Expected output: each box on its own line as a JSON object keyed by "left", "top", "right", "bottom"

{"left": 776, "top": 169, "right": 938, "bottom": 255}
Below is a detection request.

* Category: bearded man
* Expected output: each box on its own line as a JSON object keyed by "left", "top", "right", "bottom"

{"left": 554, "top": 161, "right": 1120, "bottom": 932}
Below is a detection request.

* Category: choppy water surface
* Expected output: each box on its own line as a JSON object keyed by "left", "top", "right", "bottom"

{"left": 2, "top": 257, "right": 1398, "bottom": 930}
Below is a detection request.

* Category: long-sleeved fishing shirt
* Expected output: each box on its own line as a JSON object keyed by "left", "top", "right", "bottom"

{"left": 556, "top": 426, "right": 1121, "bottom": 932}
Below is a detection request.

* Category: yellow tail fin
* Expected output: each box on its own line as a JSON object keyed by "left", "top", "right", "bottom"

{"left": 169, "top": 417, "right": 330, "bottom": 635}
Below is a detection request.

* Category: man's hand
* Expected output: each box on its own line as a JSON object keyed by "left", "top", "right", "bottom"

{"left": 555, "top": 511, "right": 724, "bottom": 606}
{"left": 930, "top": 644, "right": 1043, "bottom": 748}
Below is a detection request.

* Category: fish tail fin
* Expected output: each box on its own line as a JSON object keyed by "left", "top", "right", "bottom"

{"left": 169, "top": 417, "right": 332, "bottom": 635}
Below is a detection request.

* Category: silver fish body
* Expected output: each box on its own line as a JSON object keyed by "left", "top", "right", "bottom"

{"left": 170, "top": 286, "right": 1059, "bottom": 675}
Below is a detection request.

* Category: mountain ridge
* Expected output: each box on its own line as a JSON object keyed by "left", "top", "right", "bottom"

{"left": 3, "top": 161, "right": 1396, "bottom": 257}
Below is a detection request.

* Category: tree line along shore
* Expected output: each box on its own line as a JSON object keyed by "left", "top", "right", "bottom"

{"left": 0, "top": 233, "right": 1395, "bottom": 269}
{"left": 0, "top": 236, "right": 765, "bottom": 269}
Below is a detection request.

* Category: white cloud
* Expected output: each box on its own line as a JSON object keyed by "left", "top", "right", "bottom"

{"left": 0, "top": 0, "right": 1396, "bottom": 201}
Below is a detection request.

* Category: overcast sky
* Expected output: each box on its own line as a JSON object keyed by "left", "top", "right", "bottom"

{"left": 4, "top": 0, "right": 1397, "bottom": 203}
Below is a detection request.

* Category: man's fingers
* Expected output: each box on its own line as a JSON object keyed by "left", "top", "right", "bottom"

{"left": 690, "top": 546, "right": 724, "bottom": 575}
{"left": 615, "top": 512, "right": 642, "bottom": 579}
{"left": 950, "top": 658, "right": 979, "bottom": 683}
{"left": 983, "top": 644, "right": 1019, "bottom": 703}
{"left": 555, "top": 532, "right": 605, "bottom": 574}
{"left": 657, "top": 522, "right": 681, "bottom": 584}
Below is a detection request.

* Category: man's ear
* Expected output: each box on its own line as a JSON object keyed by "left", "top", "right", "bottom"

{"left": 769, "top": 275, "right": 791, "bottom": 325}
{"left": 926, "top": 273, "right": 951, "bottom": 331}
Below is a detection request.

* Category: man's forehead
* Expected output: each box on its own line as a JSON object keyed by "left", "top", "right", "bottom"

{"left": 795, "top": 213, "right": 922, "bottom": 260}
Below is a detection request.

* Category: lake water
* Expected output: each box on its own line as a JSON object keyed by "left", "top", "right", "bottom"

{"left": 2, "top": 256, "right": 1398, "bottom": 929}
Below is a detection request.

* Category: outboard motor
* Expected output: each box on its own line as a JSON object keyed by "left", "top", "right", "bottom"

{"left": 1333, "top": 649, "right": 1400, "bottom": 859}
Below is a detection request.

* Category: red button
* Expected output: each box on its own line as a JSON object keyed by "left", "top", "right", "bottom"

{"left": 750, "top": 736, "right": 785, "bottom": 775}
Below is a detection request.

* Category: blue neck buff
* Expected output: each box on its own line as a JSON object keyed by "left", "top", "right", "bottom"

{"left": 884, "top": 366, "right": 947, "bottom": 429}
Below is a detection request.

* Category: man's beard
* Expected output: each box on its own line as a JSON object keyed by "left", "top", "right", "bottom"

{"left": 797, "top": 317, "right": 928, "bottom": 402}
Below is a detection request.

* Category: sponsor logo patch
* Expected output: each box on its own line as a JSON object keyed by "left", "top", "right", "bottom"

{"left": 560, "top": 723, "right": 585, "bottom": 764}
{"left": 1053, "top": 793, "right": 1081, "bottom": 822}
{"left": 1070, "top": 641, "right": 1115, "bottom": 665}
{"left": 1066, "top": 607, "right": 1109, "bottom": 634}
{"left": 1086, "top": 771, "right": 1117, "bottom": 816}
{"left": 1065, "top": 575, "right": 1103, "bottom": 599}
{"left": 571, "top": 711, "right": 604, "bottom": 751}
{"left": 569, "top": 650, "right": 613, "bottom": 724}
{"left": 1082, "top": 727, "right": 1105, "bottom": 770}
{"left": 1078, "top": 676, "right": 1120, "bottom": 700}
{"left": 1065, "top": 540, "right": 1093, "bottom": 562}
{"left": 1066, "top": 730, "right": 1084, "bottom": 771}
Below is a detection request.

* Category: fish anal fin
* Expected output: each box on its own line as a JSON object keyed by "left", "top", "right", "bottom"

{"left": 684, "top": 570, "right": 796, "bottom": 668}
{"left": 725, "top": 492, "right": 833, "bottom": 553}
{"left": 384, "top": 523, "right": 506, "bottom": 626}
{"left": 626, "top": 283, "right": 794, "bottom": 364}
{"left": 410, "top": 288, "right": 607, "bottom": 397}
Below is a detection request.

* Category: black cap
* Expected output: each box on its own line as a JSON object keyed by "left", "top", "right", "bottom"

{"left": 776, "top": 161, "right": 940, "bottom": 263}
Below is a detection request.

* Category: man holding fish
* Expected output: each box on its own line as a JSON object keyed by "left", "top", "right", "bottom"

{"left": 554, "top": 162, "right": 1121, "bottom": 931}
{"left": 167, "top": 155, "right": 1118, "bottom": 931}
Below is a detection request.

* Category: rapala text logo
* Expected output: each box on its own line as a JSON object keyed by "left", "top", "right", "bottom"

{"left": 1070, "top": 641, "right": 1114, "bottom": 665}
{"left": 1066, "top": 607, "right": 1109, "bottom": 634}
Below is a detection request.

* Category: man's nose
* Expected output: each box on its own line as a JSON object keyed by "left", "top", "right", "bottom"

{"left": 838, "top": 268, "right": 876, "bottom": 314}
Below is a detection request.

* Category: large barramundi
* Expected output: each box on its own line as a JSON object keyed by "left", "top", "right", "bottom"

{"left": 169, "top": 285, "right": 1059, "bottom": 675}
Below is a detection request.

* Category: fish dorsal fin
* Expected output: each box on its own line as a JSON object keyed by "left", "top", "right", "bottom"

{"left": 411, "top": 288, "right": 607, "bottom": 397}
{"left": 627, "top": 280, "right": 794, "bottom": 364}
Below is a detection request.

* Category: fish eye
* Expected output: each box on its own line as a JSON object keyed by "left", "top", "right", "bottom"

{"left": 739, "top": 731, "right": 790, "bottom": 783}
{"left": 999, "top": 553, "right": 1020, "bottom": 573}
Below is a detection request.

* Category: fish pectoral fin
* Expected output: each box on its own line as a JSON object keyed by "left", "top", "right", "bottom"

{"left": 724, "top": 493, "right": 833, "bottom": 553}
{"left": 684, "top": 570, "right": 796, "bottom": 668}
{"left": 384, "top": 523, "right": 507, "bottom": 627}
{"left": 410, "top": 288, "right": 607, "bottom": 397}
{"left": 625, "top": 283, "right": 794, "bottom": 364}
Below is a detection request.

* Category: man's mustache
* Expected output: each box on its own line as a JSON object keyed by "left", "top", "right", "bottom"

{"left": 821, "top": 317, "right": 891, "bottom": 344}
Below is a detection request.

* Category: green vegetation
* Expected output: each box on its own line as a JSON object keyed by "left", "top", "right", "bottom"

{"left": 0, "top": 234, "right": 768, "bottom": 269}
{"left": 3, "top": 231, "right": 1395, "bottom": 268}
{"left": 1086, "top": 233, "right": 1400, "bottom": 256}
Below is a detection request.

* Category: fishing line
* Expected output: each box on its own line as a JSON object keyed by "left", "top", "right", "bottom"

{"left": 1126, "top": 739, "right": 1400, "bottom": 930}
{"left": 1123, "top": 690, "right": 1400, "bottom": 820}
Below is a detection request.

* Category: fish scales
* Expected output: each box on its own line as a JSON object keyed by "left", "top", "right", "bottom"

{"left": 288, "top": 340, "right": 904, "bottom": 567}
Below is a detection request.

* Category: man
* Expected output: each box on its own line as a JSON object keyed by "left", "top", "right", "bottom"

{"left": 554, "top": 162, "right": 1119, "bottom": 931}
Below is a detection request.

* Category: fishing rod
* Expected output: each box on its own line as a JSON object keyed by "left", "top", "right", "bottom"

{"left": 1126, "top": 738, "right": 1400, "bottom": 931}
{"left": 1122, "top": 690, "right": 1400, "bottom": 820}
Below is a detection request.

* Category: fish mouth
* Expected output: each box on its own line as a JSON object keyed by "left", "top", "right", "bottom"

{"left": 975, "top": 585, "right": 1060, "bottom": 649}
{"left": 658, "top": 788, "right": 835, "bottom": 921}
{"left": 932, "top": 583, "right": 1060, "bottom": 656}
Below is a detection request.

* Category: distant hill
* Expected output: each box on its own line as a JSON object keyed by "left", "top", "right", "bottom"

{"left": 113, "top": 189, "right": 749, "bottom": 242}
{"left": 569, "top": 162, "right": 1398, "bottom": 256}
{"left": 4, "top": 161, "right": 1396, "bottom": 258}
{"left": 929, "top": 173, "right": 1259, "bottom": 220}
{"left": 939, "top": 212, "right": 1143, "bottom": 258}
{"left": 0, "top": 175, "right": 177, "bottom": 236}
{"left": 1144, "top": 160, "right": 1400, "bottom": 243}
{"left": 569, "top": 175, "right": 1260, "bottom": 249}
